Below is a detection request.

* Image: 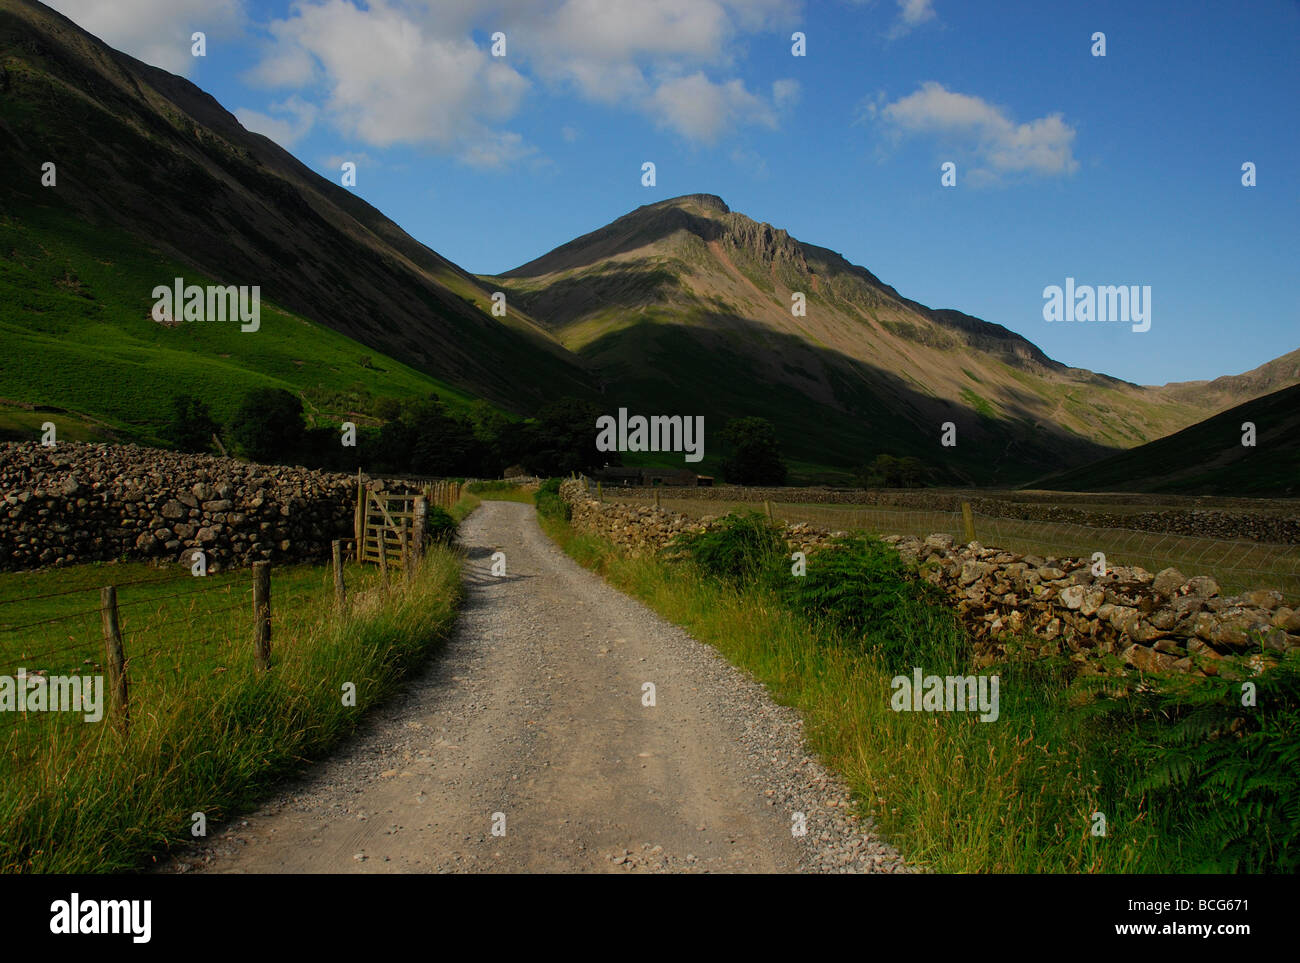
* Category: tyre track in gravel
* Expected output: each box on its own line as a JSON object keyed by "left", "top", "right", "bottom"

{"left": 176, "top": 501, "right": 908, "bottom": 874}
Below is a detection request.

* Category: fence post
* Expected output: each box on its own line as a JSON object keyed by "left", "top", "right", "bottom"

{"left": 253, "top": 561, "right": 271, "bottom": 671}
{"left": 354, "top": 471, "right": 364, "bottom": 562}
{"left": 961, "top": 502, "right": 976, "bottom": 544}
{"left": 99, "top": 586, "right": 129, "bottom": 734}
{"left": 764, "top": 499, "right": 774, "bottom": 523}
{"left": 332, "top": 539, "right": 346, "bottom": 605}
{"left": 399, "top": 527, "right": 411, "bottom": 585}
{"left": 377, "top": 532, "right": 389, "bottom": 587}
{"left": 654, "top": 490, "right": 660, "bottom": 509}
{"left": 413, "top": 496, "right": 427, "bottom": 562}
{"left": 597, "top": 481, "right": 603, "bottom": 502}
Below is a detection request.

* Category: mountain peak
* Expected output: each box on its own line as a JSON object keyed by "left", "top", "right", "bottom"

{"left": 654, "top": 193, "right": 731, "bottom": 214}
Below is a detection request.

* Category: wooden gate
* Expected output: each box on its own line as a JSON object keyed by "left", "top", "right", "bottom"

{"left": 355, "top": 489, "right": 427, "bottom": 568}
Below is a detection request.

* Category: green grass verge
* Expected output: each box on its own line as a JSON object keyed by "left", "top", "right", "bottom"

{"left": 0, "top": 547, "right": 464, "bottom": 873}
{"left": 538, "top": 513, "right": 1296, "bottom": 873}
{"left": 463, "top": 481, "right": 535, "bottom": 504}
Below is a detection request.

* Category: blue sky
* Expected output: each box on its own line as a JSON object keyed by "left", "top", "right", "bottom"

{"left": 47, "top": 0, "right": 1299, "bottom": 386}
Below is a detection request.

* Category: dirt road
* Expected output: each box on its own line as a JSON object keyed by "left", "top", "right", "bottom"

{"left": 179, "top": 501, "right": 906, "bottom": 874}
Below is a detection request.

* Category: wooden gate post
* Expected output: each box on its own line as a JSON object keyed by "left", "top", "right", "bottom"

{"left": 100, "top": 586, "right": 129, "bottom": 734}
{"left": 961, "top": 502, "right": 976, "bottom": 543}
{"left": 253, "top": 561, "right": 271, "bottom": 671}
{"left": 354, "top": 471, "right": 364, "bottom": 562}
{"left": 332, "top": 539, "right": 346, "bottom": 605}
{"left": 413, "top": 495, "right": 428, "bottom": 562}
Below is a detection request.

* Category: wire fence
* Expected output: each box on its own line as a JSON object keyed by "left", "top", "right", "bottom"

{"left": 0, "top": 538, "right": 409, "bottom": 746}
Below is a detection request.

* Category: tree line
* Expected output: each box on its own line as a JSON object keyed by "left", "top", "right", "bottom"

{"left": 162, "top": 388, "right": 934, "bottom": 488}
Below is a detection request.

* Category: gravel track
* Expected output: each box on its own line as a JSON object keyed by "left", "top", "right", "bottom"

{"left": 174, "top": 501, "right": 909, "bottom": 874}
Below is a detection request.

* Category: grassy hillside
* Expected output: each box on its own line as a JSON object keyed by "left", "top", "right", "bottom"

{"left": 0, "top": 205, "right": 483, "bottom": 444}
{"left": 0, "top": 0, "right": 595, "bottom": 426}
{"left": 1036, "top": 383, "right": 1300, "bottom": 496}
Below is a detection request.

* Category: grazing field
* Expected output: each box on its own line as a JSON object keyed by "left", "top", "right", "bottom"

{"left": 608, "top": 493, "right": 1300, "bottom": 598}
{"left": 0, "top": 545, "right": 464, "bottom": 873}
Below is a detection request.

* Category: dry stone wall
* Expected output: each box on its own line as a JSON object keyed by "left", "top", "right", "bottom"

{"left": 559, "top": 481, "right": 1300, "bottom": 675}
{"left": 607, "top": 484, "right": 1300, "bottom": 544}
{"left": 0, "top": 442, "right": 366, "bottom": 572}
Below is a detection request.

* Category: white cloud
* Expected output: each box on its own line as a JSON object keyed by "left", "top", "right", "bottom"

{"left": 236, "top": 0, "right": 800, "bottom": 161}
{"left": 890, "top": 0, "right": 936, "bottom": 37}
{"left": 650, "top": 73, "right": 778, "bottom": 143}
{"left": 517, "top": 0, "right": 798, "bottom": 138}
{"left": 879, "top": 82, "right": 1078, "bottom": 180}
{"left": 248, "top": 0, "right": 529, "bottom": 157}
{"left": 457, "top": 130, "right": 536, "bottom": 169}
{"left": 44, "top": 0, "right": 244, "bottom": 76}
{"left": 772, "top": 78, "right": 801, "bottom": 109}
{"left": 235, "top": 96, "right": 318, "bottom": 148}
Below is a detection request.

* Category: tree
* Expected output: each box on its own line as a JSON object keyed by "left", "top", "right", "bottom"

{"left": 376, "top": 396, "right": 485, "bottom": 475}
{"left": 227, "top": 388, "right": 305, "bottom": 463}
{"left": 720, "top": 416, "right": 787, "bottom": 485}
{"left": 161, "top": 394, "right": 219, "bottom": 453}
{"left": 526, "top": 397, "right": 615, "bottom": 476}
{"left": 855, "top": 454, "right": 928, "bottom": 488}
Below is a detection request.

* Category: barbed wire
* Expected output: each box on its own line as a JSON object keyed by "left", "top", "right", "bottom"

{"left": 112, "top": 582, "right": 244, "bottom": 610}
{"left": 0, "top": 569, "right": 193, "bottom": 608}
{"left": 0, "top": 605, "right": 106, "bottom": 633}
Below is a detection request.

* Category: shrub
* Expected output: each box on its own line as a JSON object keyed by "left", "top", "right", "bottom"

{"left": 669, "top": 511, "right": 785, "bottom": 585}
{"left": 424, "top": 506, "right": 457, "bottom": 545}
{"left": 1108, "top": 650, "right": 1300, "bottom": 873}
{"left": 161, "top": 394, "right": 219, "bottom": 453}
{"left": 534, "top": 478, "right": 570, "bottom": 521}
{"left": 779, "top": 536, "right": 967, "bottom": 669}
{"left": 719, "top": 417, "right": 788, "bottom": 485}
{"left": 226, "top": 387, "right": 305, "bottom": 463}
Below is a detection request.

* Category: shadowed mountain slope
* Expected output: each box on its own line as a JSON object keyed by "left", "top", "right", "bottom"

{"left": 1034, "top": 382, "right": 1300, "bottom": 496}
{"left": 0, "top": 0, "right": 594, "bottom": 422}
{"left": 486, "top": 194, "right": 1296, "bottom": 483}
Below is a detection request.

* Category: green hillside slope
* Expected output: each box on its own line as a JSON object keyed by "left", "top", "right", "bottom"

{"left": 0, "top": 204, "right": 478, "bottom": 445}
{"left": 0, "top": 0, "right": 594, "bottom": 429}
{"left": 1033, "top": 383, "right": 1300, "bottom": 496}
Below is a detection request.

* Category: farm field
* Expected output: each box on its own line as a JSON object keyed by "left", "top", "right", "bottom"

{"left": 606, "top": 492, "right": 1300, "bottom": 598}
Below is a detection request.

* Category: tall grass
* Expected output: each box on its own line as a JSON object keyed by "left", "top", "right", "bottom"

{"left": 540, "top": 513, "right": 1296, "bottom": 873}
{"left": 0, "top": 547, "right": 463, "bottom": 873}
